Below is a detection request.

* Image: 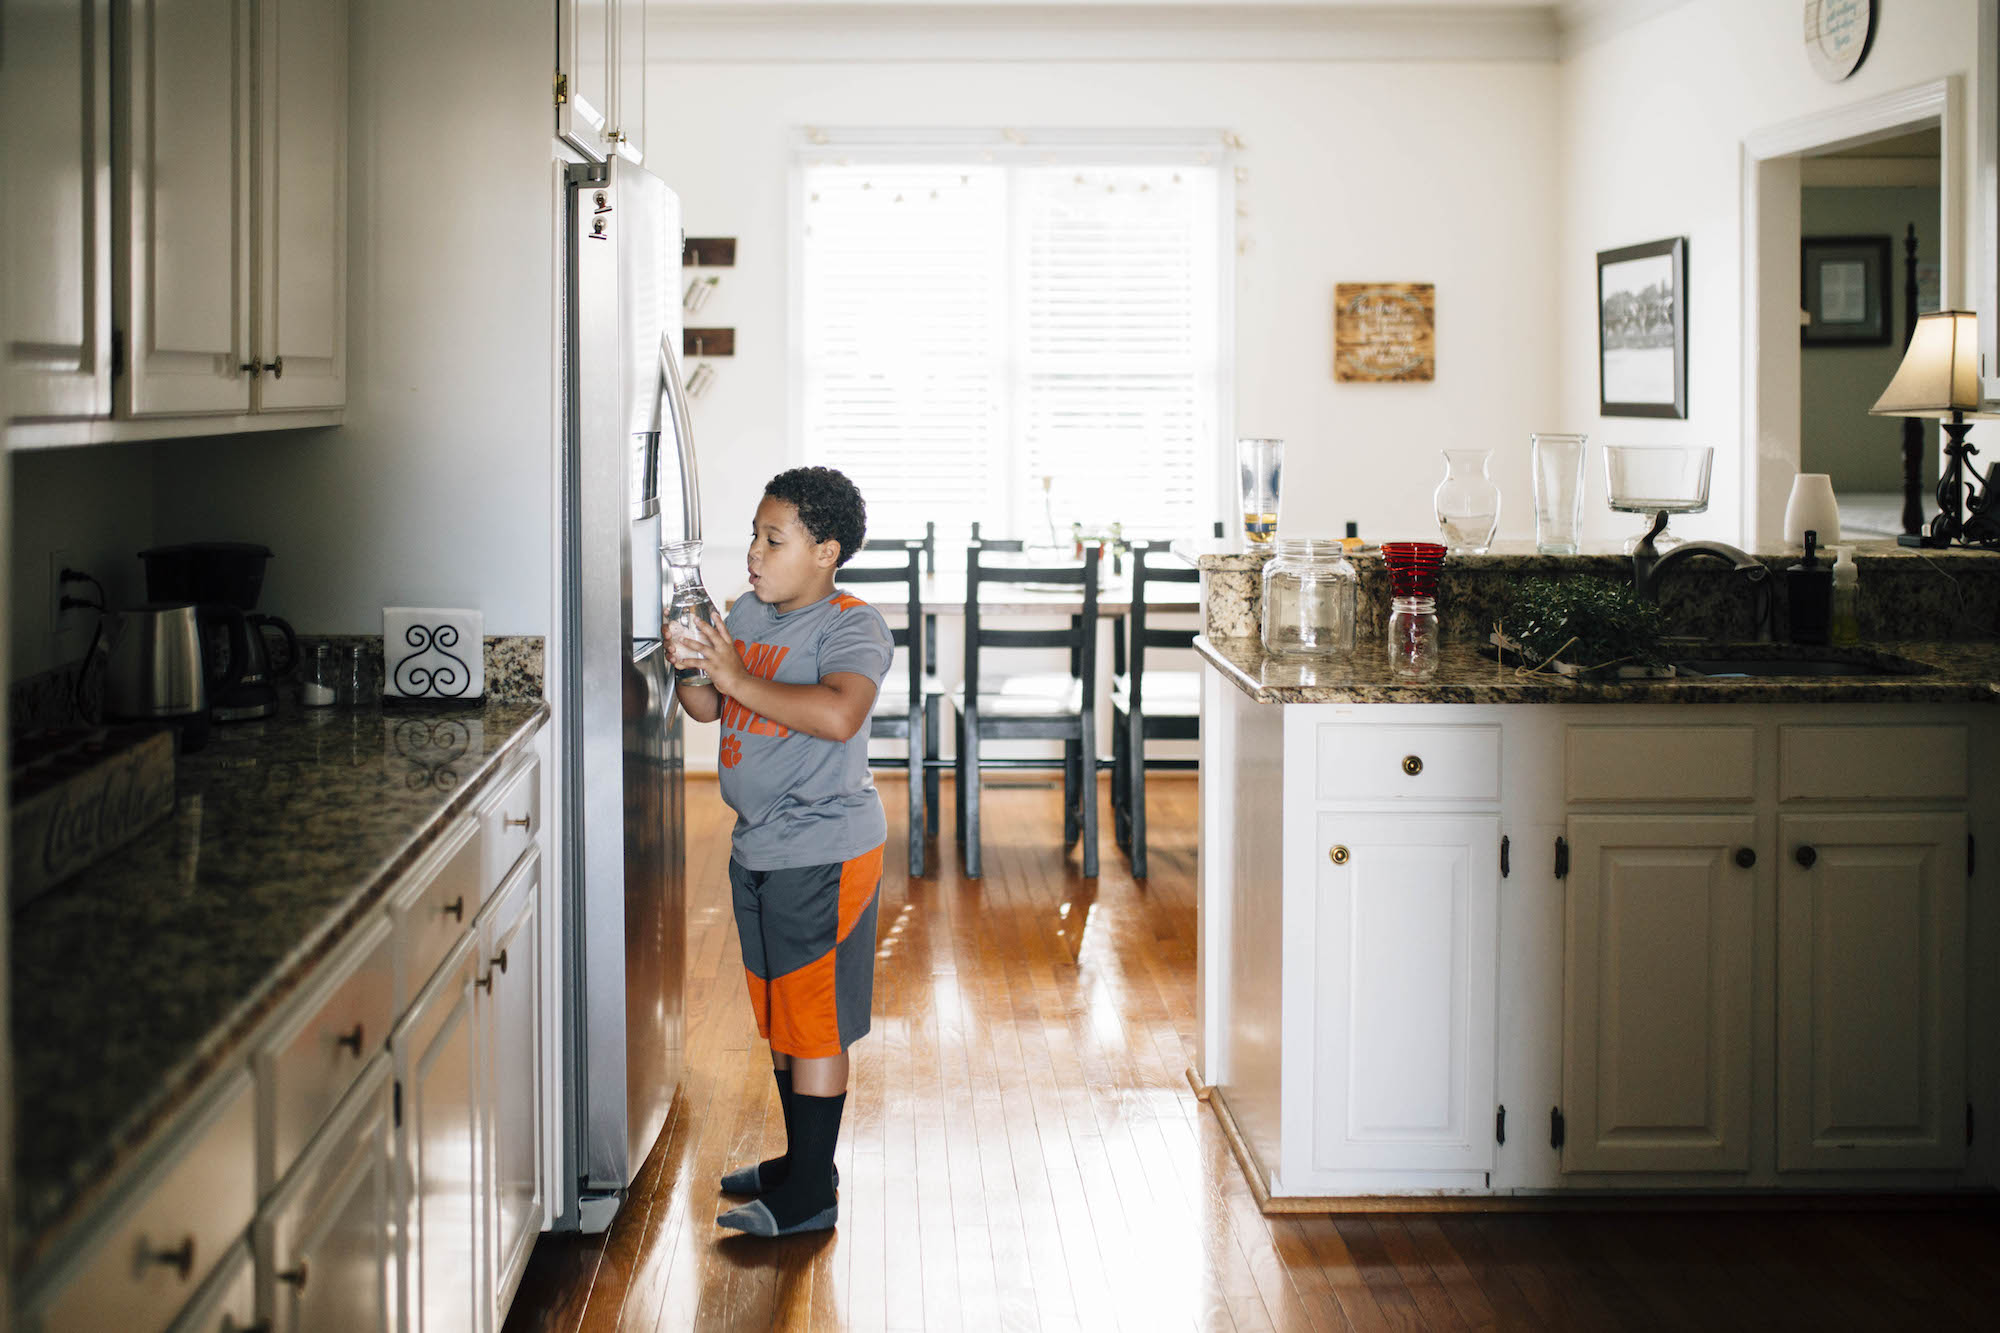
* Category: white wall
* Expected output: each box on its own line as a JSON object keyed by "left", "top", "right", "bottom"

{"left": 6, "top": 445, "right": 156, "bottom": 679}
{"left": 647, "top": 55, "right": 1562, "bottom": 569}
{"left": 1556, "top": 0, "right": 1982, "bottom": 547}
{"left": 146, "top": 0, "right": 559, "bottom": 638}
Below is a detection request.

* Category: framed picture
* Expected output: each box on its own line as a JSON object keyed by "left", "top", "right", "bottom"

{"left": 1597, "top": 236, "right": 1687, "bottom": 419}
{"left": 1801, "top": 234, "right": 1892, "bottom": 346}
{"left": 1333, "top": 282, "right": 1435, "bottom": 382}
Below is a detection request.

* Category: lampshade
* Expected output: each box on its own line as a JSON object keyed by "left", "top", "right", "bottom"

{"left": 1870, "top": 309, "right": 1987, "bottom": 419}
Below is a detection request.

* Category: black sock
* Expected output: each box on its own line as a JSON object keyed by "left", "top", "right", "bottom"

{"left": 755, "top": 1067, "right": 796, "bottom": 1190}
{"left": 758, "top": 1090, "right": 844, "bottom": 1229}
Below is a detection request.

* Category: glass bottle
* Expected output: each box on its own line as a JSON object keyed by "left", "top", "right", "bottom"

{"left": 1433, "top": 448, "right": 1500, "bottom": 554}
{"left": 337, "top": 644, "right": 373, "bottom": 707}
{"left": 662, "top": 539, "right": 718, "bottom": 687}
{"left": 1387, "top": 596, "right": 1440, "bottom": 680}
{"left": 1260, "top": 537, "right": 1359, "bottom": 660}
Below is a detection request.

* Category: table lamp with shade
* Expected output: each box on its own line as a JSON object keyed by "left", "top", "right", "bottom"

{"left": 1869, "top": 309, "right": 2000, "bottom": 548}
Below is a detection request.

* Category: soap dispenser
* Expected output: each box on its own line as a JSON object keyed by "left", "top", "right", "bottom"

{"left": 1829, "top": 546, "right": 1860, "bottom": 644}
{"left": 1787, "top": 530, "right": 1833, "bottom": 645}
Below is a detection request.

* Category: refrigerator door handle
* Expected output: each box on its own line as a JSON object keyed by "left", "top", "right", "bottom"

{"left": 652, "top": 334, "right": 702, "bottom": 543}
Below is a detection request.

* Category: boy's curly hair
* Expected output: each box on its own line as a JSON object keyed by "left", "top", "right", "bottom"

{"left": 764, "top": 466, "right": 867, "bottom": 567}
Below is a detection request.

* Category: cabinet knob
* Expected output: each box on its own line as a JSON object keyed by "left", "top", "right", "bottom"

{"left": 335, "top": 1022, "right": 364, "bottom": 1057}
{"left": 1795, "top": 845, "right": 1817, "bottom": 869}
{"left": 1401, "top": 754, "right": 1423, "bottom": 776}
{"left": 1328, "top": 844, "right": 1350, "bottom": 866}
{"left": 239, "top": 361, "right": 262, "bottom": 378}
{"left": 277, "top": 1259, "right": 310, "bottom": 1290}
{"left": 476, "top": 970, "right": 494, "bottom": 993}
{"left": 1734, "top": 847, "right": 1756, "bottom": 869}
{"left": 263, "top": 357, "right": 283, "bottom": 380}
{"left": 494, "top": 947, "right": 509, "bottom": 975}
{"left": 443, "top": 896, "right": 465, "bottom": 921}
{"left": 148, "top": 1234, "right": 196, "bottom": 1281}
{"left": 504, "top": 813, "right": 530, "bottom": 830}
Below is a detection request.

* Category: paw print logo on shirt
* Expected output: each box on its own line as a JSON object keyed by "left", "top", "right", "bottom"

{"left": 719, "top": 733, "right": 743, "bottom": 769}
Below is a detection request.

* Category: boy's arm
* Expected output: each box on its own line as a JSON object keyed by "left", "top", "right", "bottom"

{"left": 664, "top": 628, "right": 722, "bottom": 721}
{"left": 682, "top": 614, "right": 877, "bottom": 742}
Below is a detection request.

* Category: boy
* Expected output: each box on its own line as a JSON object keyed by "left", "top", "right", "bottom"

{"left": 666, "top": 465, "right": 894, "bottom": 1238}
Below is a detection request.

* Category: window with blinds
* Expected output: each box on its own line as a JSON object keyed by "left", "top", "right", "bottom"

{"left": 799, "top": 150, "right": 1222, "bottom": 545}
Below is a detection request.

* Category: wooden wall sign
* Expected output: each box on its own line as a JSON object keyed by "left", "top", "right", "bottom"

{"left": 1334, "top": 282, "right": 1435, "bottom": 382}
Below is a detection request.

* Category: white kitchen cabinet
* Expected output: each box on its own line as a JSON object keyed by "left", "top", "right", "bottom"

{"left": 1, "top": 0, "right": 114, "bottom": 422}
{"left": 1299, "top": 812, "right": 1497, "bottom": 1177}
{"left": 478, "top": 851, "right": 544, "bottom": 1324}
{"left": 1561, "top": 814, "right": 1759, "bottom": 1174}
{"left": 557, "top": 0, "right": 643, "bottom": 164}
{"left": 165, "top": 1240, "right": 256, "bottom": 1333}
{"left": 253, "top": 0, "right": 348, "bottom": 410}
{"left": 255, "top": 1058, "right": 398, "bottom": 1333}
{"left": 1777, "top": 811, "right": 1968, "bottom": 1172}
{"left": 117, "top": 0, "right": 254, "bottom": 416}
{"left": 395, "top": 934, "right": 484, "bottom": 1333}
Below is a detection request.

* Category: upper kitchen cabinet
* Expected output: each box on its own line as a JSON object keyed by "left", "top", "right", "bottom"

{"left": 558, "top": 0, "right": 643, "bottom": 165}
{"left": 122, "top": 0, "right": 346, "bottom": 418}
{"left": 1, "top": 0, "right": 115, "bottom": 422}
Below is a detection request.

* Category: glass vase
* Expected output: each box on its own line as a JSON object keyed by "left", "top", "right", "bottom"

{"left": 1434, "top": 449, "right": 1500, "bottom": 554}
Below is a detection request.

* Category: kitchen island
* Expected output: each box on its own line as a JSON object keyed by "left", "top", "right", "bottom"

{"left": 10, "top": 684, "right": 550, "bottom": 1331}
{"left": 1190, "top": 544, "right": 2000, "bottom": 1211}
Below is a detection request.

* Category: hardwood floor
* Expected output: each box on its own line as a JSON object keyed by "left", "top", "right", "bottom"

{"left": 505, "top": 774, "right": 2000, "bottom": 1332}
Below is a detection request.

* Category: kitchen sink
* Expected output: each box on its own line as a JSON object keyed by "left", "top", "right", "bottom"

{"left": 1669, "top": 648, "right": 1932, "bottom": 679}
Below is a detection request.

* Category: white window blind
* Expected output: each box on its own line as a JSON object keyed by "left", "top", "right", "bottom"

{"left": 800, "top": 148, "right": 1221, "bottom": 545}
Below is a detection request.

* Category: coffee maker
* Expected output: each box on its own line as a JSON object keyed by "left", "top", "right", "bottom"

{"left": 138, "top": 543, "right": 297, "bottom": 722}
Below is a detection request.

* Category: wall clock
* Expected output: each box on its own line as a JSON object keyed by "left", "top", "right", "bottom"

{"left": 1804, "top": 0, "right": 1875, "bottom": 82}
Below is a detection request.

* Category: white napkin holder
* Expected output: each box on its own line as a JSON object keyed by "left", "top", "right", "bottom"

{"left": 382, "top": 607, "right": 484, "bottom": 706}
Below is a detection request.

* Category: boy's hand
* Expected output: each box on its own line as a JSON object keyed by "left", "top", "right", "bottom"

{"left": 677, "top": 613, "right": 748, "bottom": 695}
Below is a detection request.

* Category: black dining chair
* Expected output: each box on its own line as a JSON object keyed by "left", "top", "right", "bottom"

{"left": 951, "top": 541, "right": 1100, "bottom": 878}
{"left": 861, "top": 524, "right": 944, "bottom": 839}
{"left": 1110, "top": 540, "right": 1200, "bottom": 878}
{"left": 841, "top": 540, "right": 933, "bottom": 875}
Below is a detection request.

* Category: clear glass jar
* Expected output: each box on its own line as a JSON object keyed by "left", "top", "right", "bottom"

{"left": 336, "top": 644, "right": 374, "bottom": 707}
{"left": 662, "top": 539, "right": 718, "bottom": 687}
{"left": 1433, "top": 448, "right": 1500, "bottom": 554}
{"left": 301, "top": 643, "right": 338, "bottom": 707}
{"left": 1387, "top": 596, "right": 1440, "bottom": 680}
{"left": 1260, "top": 537, "right": 1358, "bottom": 660}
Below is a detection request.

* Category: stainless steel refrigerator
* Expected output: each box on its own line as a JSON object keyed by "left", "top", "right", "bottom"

{"left": 556, "top": 158, "right": 698, "bottom": 1232}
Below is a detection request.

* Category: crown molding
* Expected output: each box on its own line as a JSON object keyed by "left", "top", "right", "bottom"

{"left": 1553, "top": 0, "right": 1693, "bottom": 58}
{"left": 655, "top": 4, "right": 1560, "bottom": 64}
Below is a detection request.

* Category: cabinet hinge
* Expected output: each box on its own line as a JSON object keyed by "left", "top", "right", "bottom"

{"left": 393, "top": 1080, "right": 403, "bottom": 1128}
{"left": 1554, "top": 836, "right": 1569, "bottom": 880}
{"left": 110, "top": 327, "right": 125, "bottom": 379}
{"left": 1550, "top": 1106, "right": 1565, "bottom": 1150}
{"left": 1495, "top": 1104, "right": 1506, "bottom": 1144}
{"left": 555, "top": 71, "right": 569, "bottom": 106}
{"left": 1500, "top": 835, "right": 1510, "bottom": 879}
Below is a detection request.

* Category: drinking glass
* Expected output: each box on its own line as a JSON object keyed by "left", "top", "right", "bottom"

{"left": 1236, "top": 438, "right": 1284, "bottom": 545}
{"left": 1531, "top": 433, "right": 1587, "bottom": 555}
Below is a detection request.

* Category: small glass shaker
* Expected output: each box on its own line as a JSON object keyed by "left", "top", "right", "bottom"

{"left": 301, "top": 644, "right": 338, "bottom": 707}
{"left": 336, "top": 643, "right": 374, "bottom": 707}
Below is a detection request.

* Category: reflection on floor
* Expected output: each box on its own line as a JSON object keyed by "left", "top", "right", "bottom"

{"left": 505, "top": 774, "right": 2000, "bottom": 1332}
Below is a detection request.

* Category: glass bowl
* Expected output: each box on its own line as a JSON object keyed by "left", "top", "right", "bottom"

{"left": 1603, "top": 445, "right": 1713, "bottom": 550}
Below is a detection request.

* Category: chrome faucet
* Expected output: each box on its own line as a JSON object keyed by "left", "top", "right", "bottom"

{"left": 1629, "top": 510, "right": 1775, "bottom": 642}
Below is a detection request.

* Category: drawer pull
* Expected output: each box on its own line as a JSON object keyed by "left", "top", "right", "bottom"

{"left": 477, "top": 970, "right": 494, "bottom": 993}
{"left": 277, "top": 1259, "right": 310, "bottom": 1290}
{"left": 1401, "top": 755, "right": 1423, "bottom": 776}
{"left": 1796, "top": 845, "right": 1817, "bottom": 869}
{"left": 443, "top": 896, "right": 465, "bottom": 922}
{"left": 148, "top": 1234, "right": 196, "bottom": 1281}
{"left": 1329, "top": 845, "right": 1351, "bottom": 866}
{"left": 493, "top": 947, "right": 509, "bottom": 975}
{"left": 504, "top": 813, "right": 531, "bottom": 830}
{"left": 336, "top": 1022, "right": 365, "bottom": 1057}
{"left": 1734, "top": 847, "right": 1757, "bottom": 869}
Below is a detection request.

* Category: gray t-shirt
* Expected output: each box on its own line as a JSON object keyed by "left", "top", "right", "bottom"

{"left": 716, "top": 587, "right": 895, "bottom": 870}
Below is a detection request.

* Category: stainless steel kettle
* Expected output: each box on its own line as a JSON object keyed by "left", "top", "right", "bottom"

{"left": 103, "top": 602, "right": 208, "bottom": 722}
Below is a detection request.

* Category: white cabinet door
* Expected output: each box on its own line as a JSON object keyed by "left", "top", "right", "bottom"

{"left": 1563, "top": 815, "right": 1758, "bottom": 1173}
{"left": 120, "top": 0, "right": 254, "bottom": 416}
{"left": 609, "top": 0, "right": 644, "bottom": 163}
{"left": 1, "top": 0, "right": 113, "bottom": 422}
{"left": 557, "top": 0, "right": 614, "bottom": 162}
{"left": 253, "top": 0, "right": 347, "bottom": 410}
{"left": 397, "top": 937, "right": 483, "bottom": 1333}
{"left": 1777, "top": 812, "right": 1967, "bottom": 1172}
{"left": 256, "top": 1058, "right": 396, "bottom": 1333}
{"left": 1303, "top": 813, "right": 1499, "bottom": 1174}
{"left": 479, "top": 855, "right": 543, "bottom": 1323}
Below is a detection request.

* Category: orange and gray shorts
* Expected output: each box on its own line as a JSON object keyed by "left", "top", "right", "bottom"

{"left": 729, "top": 844, "right": 883, "bottom": 1059}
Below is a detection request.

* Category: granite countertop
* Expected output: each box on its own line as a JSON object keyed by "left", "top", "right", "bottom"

{"left": 9, "top": 696, "right": 548, "bottom": 1261}
{"left": 1197, "top": 635, "right": 2000, "bottom": 705}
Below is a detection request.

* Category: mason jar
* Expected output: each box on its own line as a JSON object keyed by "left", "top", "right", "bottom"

{"left": 1260, "top": 537, "right": 1359, "bottom": 660}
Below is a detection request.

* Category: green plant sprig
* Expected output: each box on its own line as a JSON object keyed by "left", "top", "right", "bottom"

{"left": 1502, "top": 575, "right": 1670, "bottom": 672}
